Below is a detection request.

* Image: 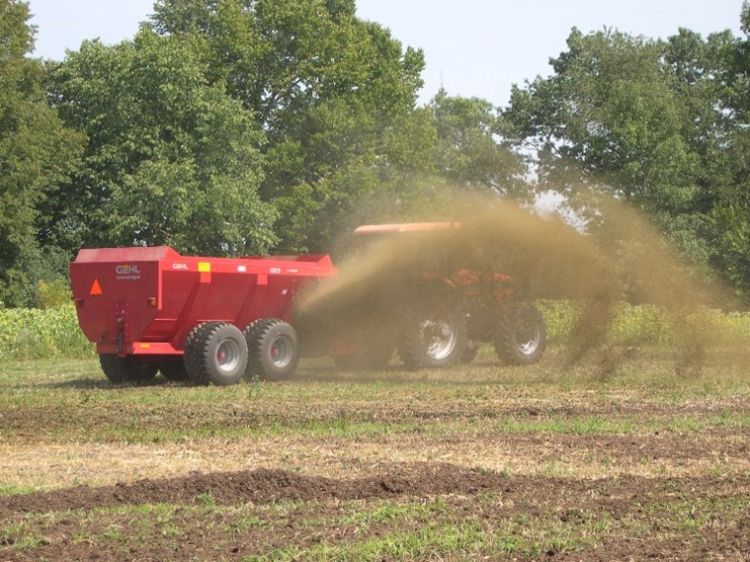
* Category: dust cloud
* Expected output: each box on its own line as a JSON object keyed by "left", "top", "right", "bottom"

{"left": 296, "top": 193, "right": 740, "bottom": 374}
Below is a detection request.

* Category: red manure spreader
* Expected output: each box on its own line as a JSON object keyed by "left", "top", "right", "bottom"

{"left": 70, "top": 223, "right": 546, "bottom": 385}
{"left": 70, "top": 246, "right": 336, "bottom": 385}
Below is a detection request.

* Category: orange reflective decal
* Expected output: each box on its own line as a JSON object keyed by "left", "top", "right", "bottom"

{"left": 89, "top": 278, "right": 103, "bottom": 296}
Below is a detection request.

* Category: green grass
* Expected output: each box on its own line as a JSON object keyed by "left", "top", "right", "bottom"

{"left": 538, "top": 300, "right": 750, "bottom": 345}
{"left": 2, "top": 348, "right": 749, "bottom": 561}
{"left": 4, "top": 408, "right": 749, "bottom": 447}
{"left": 2, "top": 353, "right": 750, "bottom": 446}
{"left": 0, "top": 484, "right": 39, "bottom": 497}
{"left": 10, "top": 491, "right": 728, "bottom": 560}
{"left": 0, "top": 521, "right": 50, "bottom": 550}
{"left": 1, "top": 496, "right": 612, "bottom": 559}
{"left": 250, "top": 523, "right": 492, "bottom": 562}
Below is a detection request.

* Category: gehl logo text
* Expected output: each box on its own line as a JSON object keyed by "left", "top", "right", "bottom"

{"left": 116, "top": 265, "right": 141, "bottom": 275}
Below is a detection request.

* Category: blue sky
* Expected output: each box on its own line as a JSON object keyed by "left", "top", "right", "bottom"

{"left": 28, "top": 0, "right": 746, "bottom": 106}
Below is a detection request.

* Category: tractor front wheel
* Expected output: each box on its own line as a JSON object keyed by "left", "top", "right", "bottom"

{"left": 494, "top": 303, "right": 546, "bottom": 365}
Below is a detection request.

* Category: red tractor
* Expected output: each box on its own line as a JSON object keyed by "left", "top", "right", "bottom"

{"left": 69, "top": 223, "right": 545, "bottom": 385}
{"left": 325, "top": 222, "right": 546, "bottom": 370}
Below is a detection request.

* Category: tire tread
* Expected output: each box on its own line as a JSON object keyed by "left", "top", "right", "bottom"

{"left": 494, "top": 303, "right": 546, "bottom": 365}
{"left": 245, "top": 318, "right": 299, "bottom": 381}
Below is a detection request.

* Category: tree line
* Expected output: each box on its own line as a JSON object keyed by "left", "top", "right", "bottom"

{"left": 2, "top": 0, "right": 750, "bottom": 306}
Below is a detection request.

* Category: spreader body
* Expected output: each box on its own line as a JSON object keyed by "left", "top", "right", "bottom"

{"left": 69, "top": 246, "right": 335, "bottom": 358}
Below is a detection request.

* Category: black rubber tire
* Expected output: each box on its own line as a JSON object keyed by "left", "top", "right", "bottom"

{"left": 99, "top": 354, "right": 158, "bottom": 384}
{"left": 242, "top": 318, "right": 269, "bottom": 380}
{"left": 494, "top": 303, "right": 547, "bottom": 365}
{"left": 183, "top": 322, "right": 248, "bottom": 386}
{"left": 242, "top": 318, "right": 266, "bottom": 353}
{"left": 461, "top": 341, "right": 479, "bottom": 364}
{"left": 160, "top": 360, "right": 189, "bottom": 382}
{"left": 398, "top": 309, "right": 468, "bottom": 370}
{"left": 245, "top": 318, "right": 300, "bottom": 381}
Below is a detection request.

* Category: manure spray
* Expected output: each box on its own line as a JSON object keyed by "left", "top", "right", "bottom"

{"left": 298, "top": 193, "right": 739, "bottom": 375}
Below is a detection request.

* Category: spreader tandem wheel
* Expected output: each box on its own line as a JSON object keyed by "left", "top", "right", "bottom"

{"left": 183, "top": 322, "right": 249, "bottom": 386}
{"left": 245, "top": 318, "right": 300, "bottom": 381}
{"left": 99, "top": 354, "right": 158, "bottom": 384}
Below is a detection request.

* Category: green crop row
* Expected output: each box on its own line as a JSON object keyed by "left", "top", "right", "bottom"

{"left": 1, "top": 302, "right": 749, "bottom": 362}
{"left": 537, "top": 300, "right": 750, "bottom": 345}
{"left": 0, "top": 305, "right": 94, "bottom": 362}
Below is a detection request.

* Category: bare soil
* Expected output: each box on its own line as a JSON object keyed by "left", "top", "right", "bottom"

{"left": 3, "top": 357, "right": 750, "bottom": 560}
{"left": 2, "top": 464, "right": 749, "bottom": 561}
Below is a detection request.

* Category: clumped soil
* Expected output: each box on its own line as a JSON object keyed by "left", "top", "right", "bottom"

{"left": 2, "top": 463, "right": 746, "bottom": 515}
{"left": 2, "top": 463, "right": 749, "bottom": 561}
{"left": 1, "top": 464, "right": 497, "bottom": 513}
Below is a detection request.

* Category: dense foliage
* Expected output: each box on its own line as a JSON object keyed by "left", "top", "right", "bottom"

{"left": 0, "top": 0, "right": 83, "bottom": 306}
{"left": 500, "top": 16, "right": 750, "bottom": 293}
{"left": 45, "top": 30, "right": 276, "bottom": 257}
{"left": 2, "top": 0, "right": 750, "bottom": 305}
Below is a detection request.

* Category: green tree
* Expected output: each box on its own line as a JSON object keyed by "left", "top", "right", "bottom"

{"left": 500, "top": 24, "right": 750, "bottom": 294}
{"left": 502, "top": 29, "right": 701, "bottom": 214}
{"left": 707, "top": 2, "right": 750, "bottom": 293}
{"left": 429, "top": 89, "right": 526, "bottom": 199}
{"left": 44, "top": 29, "right": 276, "bottom": 256}
{"left": 150, "top": 0, "right": 431, "bottom": 251}
{"left": 0, "top": 0, "right": 83, "bottom": 306}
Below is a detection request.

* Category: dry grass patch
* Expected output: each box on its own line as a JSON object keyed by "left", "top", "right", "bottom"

{"left": 2, "top": 428, "right": 749, "bottom": 493}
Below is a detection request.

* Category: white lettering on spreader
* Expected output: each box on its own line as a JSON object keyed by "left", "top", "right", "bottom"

{"left": 116, "top": 264, "right": 141, "bottom": 280}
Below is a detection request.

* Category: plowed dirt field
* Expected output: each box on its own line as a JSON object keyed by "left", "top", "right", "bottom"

{"left": 1, "top": 350, "right": 749, "bottom": 561}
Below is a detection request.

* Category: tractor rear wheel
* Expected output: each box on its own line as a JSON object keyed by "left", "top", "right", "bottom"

{"left": 183, "top": 322, "right": 248, "bottom": 386}
{"left": 399, "top": 309, "right": 468, "bottom": 369}
{"left": 494, "top": 303, "right": 546, "bottom": 365}
{"left": 99, "top": 354, "right": 158, "bottom": 384}
{"left": 245, "top": 319, "right": 300, "bottom": 381}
